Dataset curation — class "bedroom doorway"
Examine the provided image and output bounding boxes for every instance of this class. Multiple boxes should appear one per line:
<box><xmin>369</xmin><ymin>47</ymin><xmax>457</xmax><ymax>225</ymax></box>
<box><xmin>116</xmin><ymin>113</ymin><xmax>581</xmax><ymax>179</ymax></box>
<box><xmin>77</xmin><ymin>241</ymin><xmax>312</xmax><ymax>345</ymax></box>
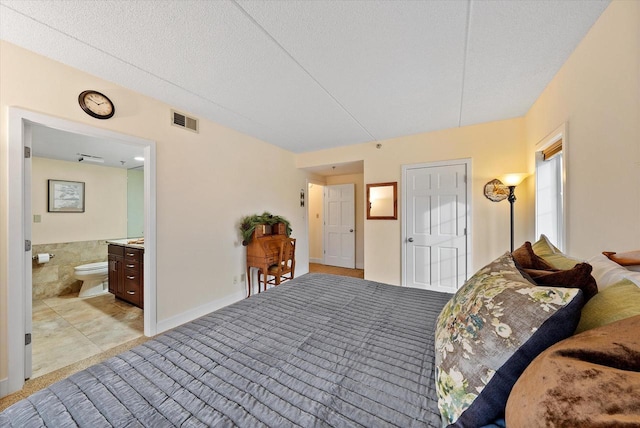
<box><xmin>308</xmin><ymin>182</ymin><xmax>356</xmax><ymax>269</ymax></box>
<box><xmin>304</xmin><ymin>161</ymin><xmax>363</xmax><ymax>275</ymax></box>
<box><xmin>6</xmin><ymin>108</ymin><xmax>157</xmax><ymax>396</ymax></box>
<box><xmin>402</xmin><ymin>159</ymin><xmax>471</xmax><ymax>292</ymax></box>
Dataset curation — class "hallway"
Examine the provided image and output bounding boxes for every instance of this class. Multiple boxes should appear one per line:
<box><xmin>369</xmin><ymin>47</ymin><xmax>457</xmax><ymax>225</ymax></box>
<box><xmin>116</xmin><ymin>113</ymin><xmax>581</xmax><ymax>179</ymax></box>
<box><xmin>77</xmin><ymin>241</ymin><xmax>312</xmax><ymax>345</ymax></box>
<box><xmin>308</xmin><ymin>263</ymin><xmax>364</xmax><ymax>279</ymax></box>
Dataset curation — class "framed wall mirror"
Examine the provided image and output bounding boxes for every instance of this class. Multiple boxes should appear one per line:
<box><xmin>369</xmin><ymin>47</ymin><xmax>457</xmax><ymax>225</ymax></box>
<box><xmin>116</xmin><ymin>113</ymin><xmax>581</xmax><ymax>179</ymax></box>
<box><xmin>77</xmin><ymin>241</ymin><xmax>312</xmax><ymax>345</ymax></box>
<box><xmin>366</xmin><ymin>182</ymin><xmax>398</xmax><ymax>220</ymax></box>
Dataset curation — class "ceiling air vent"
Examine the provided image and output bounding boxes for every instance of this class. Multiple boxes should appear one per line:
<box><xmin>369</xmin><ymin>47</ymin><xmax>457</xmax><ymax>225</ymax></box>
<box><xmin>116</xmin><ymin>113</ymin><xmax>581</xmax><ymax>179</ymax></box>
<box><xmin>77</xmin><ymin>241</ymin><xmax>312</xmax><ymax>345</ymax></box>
<box><xmin>171</xmin><ymin>110</ymin><xmax>199</xmax><ymax>133</ymax></box>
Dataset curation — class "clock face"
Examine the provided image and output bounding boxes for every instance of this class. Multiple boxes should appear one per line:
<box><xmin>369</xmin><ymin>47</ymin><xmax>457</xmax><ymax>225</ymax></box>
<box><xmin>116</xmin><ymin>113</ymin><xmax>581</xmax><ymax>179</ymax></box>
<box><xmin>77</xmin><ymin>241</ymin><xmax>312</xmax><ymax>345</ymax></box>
<box><xmin>78</xmin><ymin>90</ymin><xmax>115</xmax><ymax>119</ymax></box>
<box><xmin>484</xmin><ymin>179</ymin><xmax>508</xmax><ymax>202</ymax></box>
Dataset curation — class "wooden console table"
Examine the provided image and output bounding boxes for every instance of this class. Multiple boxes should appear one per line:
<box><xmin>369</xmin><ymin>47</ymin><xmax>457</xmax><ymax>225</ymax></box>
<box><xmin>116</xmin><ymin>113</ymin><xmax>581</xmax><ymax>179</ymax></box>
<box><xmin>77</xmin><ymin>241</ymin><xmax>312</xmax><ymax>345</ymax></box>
<box><xmin>245</xmin><ymin>224</ymin><xmax>288</xmax><ymax>297</ymax></box>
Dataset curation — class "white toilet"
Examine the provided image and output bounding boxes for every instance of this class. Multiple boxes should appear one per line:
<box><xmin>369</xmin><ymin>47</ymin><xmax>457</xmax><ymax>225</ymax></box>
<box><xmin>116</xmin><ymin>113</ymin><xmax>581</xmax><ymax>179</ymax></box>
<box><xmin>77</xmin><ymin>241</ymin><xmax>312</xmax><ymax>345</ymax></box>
<box><xmin>74</xmin><ymin>262</ymin><xmax>109</xmax><ymax>297</ymax></box>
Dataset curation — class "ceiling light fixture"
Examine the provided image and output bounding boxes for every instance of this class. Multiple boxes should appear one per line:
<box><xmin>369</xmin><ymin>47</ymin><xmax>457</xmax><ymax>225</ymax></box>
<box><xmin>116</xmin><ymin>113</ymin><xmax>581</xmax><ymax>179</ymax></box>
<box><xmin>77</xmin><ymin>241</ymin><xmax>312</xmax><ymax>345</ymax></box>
<box><xmin>134</xmin><ymin>156</ymin><xmax>145</xmax><ymax>161</ymax></box>
<box><xmin>78</xmin><ymin>154</ymin><xmax>104</xmax><ymax>164</ymax></box>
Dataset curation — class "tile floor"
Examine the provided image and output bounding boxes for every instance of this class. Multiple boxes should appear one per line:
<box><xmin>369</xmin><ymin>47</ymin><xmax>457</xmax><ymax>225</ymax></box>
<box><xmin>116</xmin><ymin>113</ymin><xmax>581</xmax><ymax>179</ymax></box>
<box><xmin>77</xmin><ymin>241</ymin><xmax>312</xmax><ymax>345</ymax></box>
<box><xmin>31</xmin><ymin>292</ymin><xmax>143</xmax><ymax>379</ymax></box>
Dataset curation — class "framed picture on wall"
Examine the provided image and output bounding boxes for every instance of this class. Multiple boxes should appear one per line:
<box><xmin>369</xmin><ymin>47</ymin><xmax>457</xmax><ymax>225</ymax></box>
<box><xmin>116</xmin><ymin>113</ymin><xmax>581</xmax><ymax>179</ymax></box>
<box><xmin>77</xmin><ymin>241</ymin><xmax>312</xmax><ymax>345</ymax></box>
<box><xmin>48</xmin><ymin>179</ymin><xmax>85</xmax><ymax>213</ymax></box>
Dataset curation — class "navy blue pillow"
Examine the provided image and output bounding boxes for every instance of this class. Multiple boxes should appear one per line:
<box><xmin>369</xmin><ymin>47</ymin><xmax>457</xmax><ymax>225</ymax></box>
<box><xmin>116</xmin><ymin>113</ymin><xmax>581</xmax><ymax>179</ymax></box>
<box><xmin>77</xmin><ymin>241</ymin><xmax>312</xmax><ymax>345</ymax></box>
<box><xmin>450</xmin><ymin>291</ymin><xmax>584</xmax><ymax>427</ymax></box>
<box><xmin>435</xmin><ymin>253</ymin><xmax>585</xmax><ymax>427</ymax></box>
<box><xmin>480</xmin><ymin>419</ymin><xmax>506</xmax><ymax>428</ymax></box>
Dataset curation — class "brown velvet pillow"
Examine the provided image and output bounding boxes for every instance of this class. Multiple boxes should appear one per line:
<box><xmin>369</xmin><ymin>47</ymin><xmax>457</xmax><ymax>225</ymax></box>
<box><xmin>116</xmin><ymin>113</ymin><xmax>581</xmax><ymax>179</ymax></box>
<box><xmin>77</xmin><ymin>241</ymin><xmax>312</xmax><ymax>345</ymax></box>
<box><xmin>512</xmin><ymin>241</ymin><xmax>555</xmax><ymax>270</ymax></box>
<box><xmin>506</xmin><ymin>315</ymin><xmax>640</xmax><ymax>427</ymax></box>
<box><xmin>524</xmin><ymin>262</ymin><xmax>598</xmax><ymax>301</ymax></box>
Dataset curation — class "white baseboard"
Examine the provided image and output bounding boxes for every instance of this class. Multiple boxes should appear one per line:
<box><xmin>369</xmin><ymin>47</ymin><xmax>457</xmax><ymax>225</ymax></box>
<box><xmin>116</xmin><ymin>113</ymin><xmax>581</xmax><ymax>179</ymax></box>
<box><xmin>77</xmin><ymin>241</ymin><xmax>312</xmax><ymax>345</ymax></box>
<box><xmin>155</xmin><ymin>289</ymin><xmax>245</xmax><ymax>334</ymax></box>
<box><xmin>309</xmin><ymin>258</ymin><xmax>323</xmax><ymax>264</ymax></box>
<box><xmin>0</xmin><ymin>377</ymin><xmax>8</xmax><ymax>399</ymax></box>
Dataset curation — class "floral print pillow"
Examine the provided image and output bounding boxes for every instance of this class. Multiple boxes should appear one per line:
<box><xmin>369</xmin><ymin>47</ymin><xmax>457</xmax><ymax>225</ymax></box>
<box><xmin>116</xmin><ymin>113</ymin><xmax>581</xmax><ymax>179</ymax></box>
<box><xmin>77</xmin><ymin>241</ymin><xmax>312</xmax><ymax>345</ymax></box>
<box><xmin>435</xmin><ymin>252</ymin><xmax>584</xmax><ymax>427</ymax></box>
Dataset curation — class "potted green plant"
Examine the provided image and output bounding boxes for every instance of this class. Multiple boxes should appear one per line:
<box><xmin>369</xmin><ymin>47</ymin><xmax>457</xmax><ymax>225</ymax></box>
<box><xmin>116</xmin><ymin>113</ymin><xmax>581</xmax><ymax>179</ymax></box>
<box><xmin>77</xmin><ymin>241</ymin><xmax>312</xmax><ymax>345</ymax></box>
<box><xmin>239</xmin><ymin>211</ymin><xmax>292</xmax><ymax>246</ymax></box>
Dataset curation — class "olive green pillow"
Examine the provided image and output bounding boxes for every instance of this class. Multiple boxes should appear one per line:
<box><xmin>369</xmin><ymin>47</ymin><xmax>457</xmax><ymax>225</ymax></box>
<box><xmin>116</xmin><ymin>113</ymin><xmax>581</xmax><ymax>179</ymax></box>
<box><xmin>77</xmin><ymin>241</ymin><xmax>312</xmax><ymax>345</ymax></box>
<box><xmin>575</xmin><ymin>278</ymin><xmax>640</xmax><ymax>333</ymax></box>
<box><xmin>531</xmin><ymin>234</ymin><xmax>582</xmax><ymax>270</ymax></box>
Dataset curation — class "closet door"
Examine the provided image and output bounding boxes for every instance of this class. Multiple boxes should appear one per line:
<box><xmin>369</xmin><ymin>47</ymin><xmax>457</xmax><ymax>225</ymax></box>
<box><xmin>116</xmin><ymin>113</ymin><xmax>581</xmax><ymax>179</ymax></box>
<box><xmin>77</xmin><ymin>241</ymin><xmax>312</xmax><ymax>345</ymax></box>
<box><xmin>404</xmin><ymin>162</ymin><xmax>469</xmax><ymax>293</ymax></box>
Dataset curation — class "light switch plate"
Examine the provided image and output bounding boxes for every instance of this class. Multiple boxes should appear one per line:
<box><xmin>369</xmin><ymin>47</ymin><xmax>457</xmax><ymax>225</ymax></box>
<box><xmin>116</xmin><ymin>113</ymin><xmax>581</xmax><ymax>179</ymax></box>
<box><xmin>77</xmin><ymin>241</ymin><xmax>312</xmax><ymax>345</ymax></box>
<box><xmin>33</xmin><ymin>214</ymin><xmax>41</xmax><ymax>223</ymax></box>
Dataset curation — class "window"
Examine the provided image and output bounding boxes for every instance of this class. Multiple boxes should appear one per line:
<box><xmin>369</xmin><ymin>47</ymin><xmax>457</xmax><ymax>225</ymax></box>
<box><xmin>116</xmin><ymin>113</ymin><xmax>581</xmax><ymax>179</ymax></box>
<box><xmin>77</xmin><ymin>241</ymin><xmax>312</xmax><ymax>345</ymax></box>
<box><xmin>535</xmin><ymin>137</ymin><xmax>564</xmax><ymax>249</ymax></box>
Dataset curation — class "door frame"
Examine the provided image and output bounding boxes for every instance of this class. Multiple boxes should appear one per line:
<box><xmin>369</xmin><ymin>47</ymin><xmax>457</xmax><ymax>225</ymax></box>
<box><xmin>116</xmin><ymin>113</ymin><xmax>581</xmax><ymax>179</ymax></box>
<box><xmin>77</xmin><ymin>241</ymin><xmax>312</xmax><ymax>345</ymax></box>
<box><xmin>5</xmin><ymin>107</ymin><xmax>157</xmax><ymax>396</ymax></box>
<box><xmin>401</xmin><ymin>158</ymin><xmax>472</xmax><ymax>287</ymax></box>
<box><xmin>306</xmin><ymin>179</ymin><xmax>325</xmax><ymax>265</ymax></box>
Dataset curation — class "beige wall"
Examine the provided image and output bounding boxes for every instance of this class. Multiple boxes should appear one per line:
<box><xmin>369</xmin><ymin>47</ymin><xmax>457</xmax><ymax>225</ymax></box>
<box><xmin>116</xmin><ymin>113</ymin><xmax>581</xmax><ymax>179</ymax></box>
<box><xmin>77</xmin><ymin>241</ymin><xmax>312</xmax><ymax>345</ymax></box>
<box><xmin>0</xmin><ymin>41</ymin><xmax>311</xmax><ymax>382</ymax></box>
<box><xmin>308</xmin><ymin>182</ymin><xmax>324</xmax><ymax>262</ymax></box>
<box><xmin>326</xmin><ymin>173</ymin><xmax>365</xmax><ymax>269</ymax></box>
<box><xmin>297</xmin><ymin>118</ymin><xmax>528</xmax><ymax>285</ymax></box>
<box><xmin>299</xmin><ymin>1</ymin><xmax>640</xmax><ymax>285</ymax></box>
<box><xmin>524</xmin><ymin>0</ymin><xmax>640</xmax><ymax>259</ymax></box>
<box><xmin>32</xmin><ymin>157</ymin><xmax>127</xmax><ymax>244</ymax></box>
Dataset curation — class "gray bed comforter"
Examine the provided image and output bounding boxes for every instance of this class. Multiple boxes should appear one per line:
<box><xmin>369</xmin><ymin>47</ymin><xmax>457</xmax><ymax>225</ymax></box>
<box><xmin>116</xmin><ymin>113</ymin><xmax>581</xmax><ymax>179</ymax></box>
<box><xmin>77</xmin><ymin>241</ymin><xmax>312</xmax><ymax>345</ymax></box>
<box><xmin>1</xmin><ymin>273</ymin><xmax>451</xmax><ymax>427</ymax></box>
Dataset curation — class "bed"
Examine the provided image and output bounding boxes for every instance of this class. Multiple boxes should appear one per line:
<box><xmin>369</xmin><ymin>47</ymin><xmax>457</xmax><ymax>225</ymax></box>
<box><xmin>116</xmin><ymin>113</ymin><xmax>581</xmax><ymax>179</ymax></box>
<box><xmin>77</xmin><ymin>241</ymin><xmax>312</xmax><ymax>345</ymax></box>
<box><xmin>0</xmin><ymin>273</ymin><xmax>452</xmax><ymax>427</ymax></box>
<box><xmin>6</xmin><ymin>236</ymin><xmax>640</xmax><ymax>427</ymax></box>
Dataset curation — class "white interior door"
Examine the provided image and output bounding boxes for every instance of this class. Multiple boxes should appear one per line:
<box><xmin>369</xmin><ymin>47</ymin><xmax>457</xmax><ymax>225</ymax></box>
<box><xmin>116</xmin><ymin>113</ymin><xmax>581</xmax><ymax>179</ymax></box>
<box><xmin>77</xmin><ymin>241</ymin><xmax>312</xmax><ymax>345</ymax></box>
<box><xmin>323</xmin><ymin>184</ymin><xmax>355</xmax><ymax>268</ymax></box>
<box><xmin>403</xmin><ymin>161</ymin><xmax>469</xmax><ymax>292</ymax></box>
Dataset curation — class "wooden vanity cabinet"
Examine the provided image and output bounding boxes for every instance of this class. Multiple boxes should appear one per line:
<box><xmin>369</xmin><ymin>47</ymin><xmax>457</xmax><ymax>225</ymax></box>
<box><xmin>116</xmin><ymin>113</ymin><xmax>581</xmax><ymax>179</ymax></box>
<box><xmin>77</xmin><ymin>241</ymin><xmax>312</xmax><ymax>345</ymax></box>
<box><xmin>108</xmin><ymin>244</ymin><xmax>124</xmax><ymax>296</ymax></box>
<box><xmin>108</xmin><ymin>244</ymin><xmax>144</xmax><ymax>309</ymax></box>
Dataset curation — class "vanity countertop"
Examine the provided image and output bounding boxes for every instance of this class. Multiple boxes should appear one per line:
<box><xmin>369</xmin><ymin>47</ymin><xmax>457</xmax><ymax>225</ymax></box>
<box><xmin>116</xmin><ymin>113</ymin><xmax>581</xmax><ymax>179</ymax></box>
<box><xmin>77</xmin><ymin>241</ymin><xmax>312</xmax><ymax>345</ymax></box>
<box><xmin>106</xmin><ymin>238</ymin><xmax>144</xmax><ymax>250</ymax></box>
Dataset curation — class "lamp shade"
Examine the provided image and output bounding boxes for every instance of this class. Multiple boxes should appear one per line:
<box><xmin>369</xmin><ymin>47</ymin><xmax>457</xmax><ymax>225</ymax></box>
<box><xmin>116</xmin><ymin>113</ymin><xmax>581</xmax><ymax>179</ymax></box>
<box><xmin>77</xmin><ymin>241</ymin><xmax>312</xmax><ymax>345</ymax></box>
<box><xmin>500</xmin><ymin>173</ymin><xmax>529</xmax><ymax>186</ymax></box>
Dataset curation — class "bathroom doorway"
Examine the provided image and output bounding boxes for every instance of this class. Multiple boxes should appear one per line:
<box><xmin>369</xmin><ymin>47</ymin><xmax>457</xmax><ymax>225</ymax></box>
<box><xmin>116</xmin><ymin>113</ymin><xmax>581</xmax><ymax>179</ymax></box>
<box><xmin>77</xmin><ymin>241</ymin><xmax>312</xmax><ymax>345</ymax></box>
<box><xmin>6</xmin><ymin>108</ymin><xmax>157</xmax><ymax>394</ymax></box>
<box><xmin>29</xmin><ymin>123</ymin><xmax>146</xmax><ymax>379</ymax></box>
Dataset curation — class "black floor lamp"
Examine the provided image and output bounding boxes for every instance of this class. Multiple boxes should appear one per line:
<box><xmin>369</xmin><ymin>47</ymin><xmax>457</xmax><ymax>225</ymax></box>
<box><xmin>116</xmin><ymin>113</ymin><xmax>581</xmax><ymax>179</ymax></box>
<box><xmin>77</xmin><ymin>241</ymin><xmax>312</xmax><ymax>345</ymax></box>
<box><xmin>501</xmin><ymin>173</ymin><xmax>528</xmax><ymax>252</ymax></box>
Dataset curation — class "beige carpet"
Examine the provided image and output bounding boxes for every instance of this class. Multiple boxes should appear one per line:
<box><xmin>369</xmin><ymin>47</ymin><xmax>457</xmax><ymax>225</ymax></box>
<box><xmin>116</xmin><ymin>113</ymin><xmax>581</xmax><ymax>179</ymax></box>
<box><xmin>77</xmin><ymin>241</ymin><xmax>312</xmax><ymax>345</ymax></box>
<box><xmin>0</xmin><ymin>335</ymin><xmax>150</xmax><ymax>412</ymax></box>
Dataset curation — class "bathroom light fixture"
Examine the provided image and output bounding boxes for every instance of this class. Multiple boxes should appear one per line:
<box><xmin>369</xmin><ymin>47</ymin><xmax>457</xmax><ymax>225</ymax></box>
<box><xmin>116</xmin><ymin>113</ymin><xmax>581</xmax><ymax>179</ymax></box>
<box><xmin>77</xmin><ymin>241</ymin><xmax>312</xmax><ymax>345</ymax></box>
<box><xmin>78</xmin><ymin>154</ymin><xmax>104</xmax><ymax>164</ymax></box>
<box><xmin>134</xmin><ymin>156</ymin><xmax>144</xmax><ymax>161</ymax></box>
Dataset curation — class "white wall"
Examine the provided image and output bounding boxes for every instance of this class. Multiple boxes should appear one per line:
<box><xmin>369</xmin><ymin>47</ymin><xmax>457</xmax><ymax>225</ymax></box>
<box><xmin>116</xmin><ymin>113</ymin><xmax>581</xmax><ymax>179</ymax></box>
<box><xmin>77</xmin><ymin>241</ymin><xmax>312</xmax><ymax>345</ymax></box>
<box><xmin>0</xmin><ymin>41</ymin><xmax>312</xmax><ymax>382</ymax></box>
<box><xmin>524</xmin><ymin>0</ymin><xmax>640</xmax><ymax>258</ymax></box>
<box><xmin>32</xmin><ymin>157</ymin><xmax>127</xmax><ymax>244</ymax></box>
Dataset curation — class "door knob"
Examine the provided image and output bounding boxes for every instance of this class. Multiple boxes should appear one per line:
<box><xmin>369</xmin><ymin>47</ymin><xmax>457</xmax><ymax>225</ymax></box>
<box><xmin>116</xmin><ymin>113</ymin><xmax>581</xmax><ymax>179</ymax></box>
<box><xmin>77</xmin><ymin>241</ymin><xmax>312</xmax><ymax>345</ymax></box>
<box><xmin>408</xmin><ymin>237</ymin><xmax>414</xmax><ymax>242</ymax></box>
<box><xmin>350</xmin><ymin>229</ymin><xmax>354</xmax><ymax>232</ymax></box>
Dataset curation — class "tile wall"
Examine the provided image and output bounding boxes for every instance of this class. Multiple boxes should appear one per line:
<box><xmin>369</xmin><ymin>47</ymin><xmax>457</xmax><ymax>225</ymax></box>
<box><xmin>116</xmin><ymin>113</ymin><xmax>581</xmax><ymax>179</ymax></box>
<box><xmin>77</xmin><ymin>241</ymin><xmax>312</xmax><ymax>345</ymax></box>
<box><xmin>32</xmin><ymin>240</ymin><xmax>108</xmax><ymax>299</ymax></box>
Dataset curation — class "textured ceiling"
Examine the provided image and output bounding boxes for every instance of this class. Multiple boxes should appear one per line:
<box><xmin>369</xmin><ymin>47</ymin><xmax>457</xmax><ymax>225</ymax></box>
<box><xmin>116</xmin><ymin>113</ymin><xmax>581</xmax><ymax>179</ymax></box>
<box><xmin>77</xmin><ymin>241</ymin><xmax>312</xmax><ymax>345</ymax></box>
<box><xmin>30</xmin><ymin>124</ymin><xmax>145</xmax><ymax>170</ymax></box>
<box><xmin>0</xmin><ymin>0</ymin><xmax>609</xmax><ymax>153</ymax></box>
